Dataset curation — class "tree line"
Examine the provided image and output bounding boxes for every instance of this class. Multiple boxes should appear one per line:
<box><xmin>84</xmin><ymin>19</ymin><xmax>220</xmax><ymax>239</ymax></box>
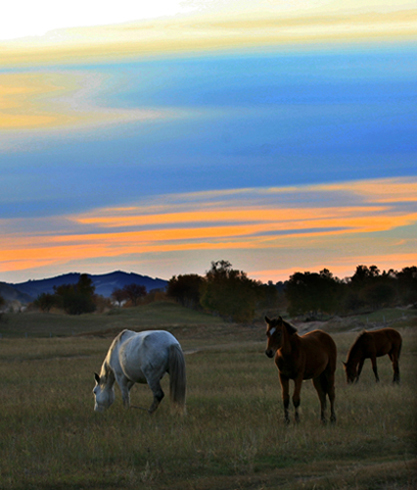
<box><xmin>33</xmin><ymin>274</ymin><xmax>99</xmax><ymax>314</ymax></box>
<box><xmin>31</xmin><ymin>275</ymin><xmax>149</xmax><ymax>314</ymax></box>
<box><xmin>2</xmin><ymin>262</ymin><xmax>416</xmax><ymax>322</ymax></box>
<box><xmin>167</xmin><ymin>262</ymin><xmax>417</xmax><ymax>321</ymax></box>
<box><xmin>167</xmin><ymin>260</ymin><xmax>283</xmax><ymax>323</ymax></box>
<box><xmin>285</xmin><ymin>265</ymin><xmax>417</xmax><ymax>317</ymax></box>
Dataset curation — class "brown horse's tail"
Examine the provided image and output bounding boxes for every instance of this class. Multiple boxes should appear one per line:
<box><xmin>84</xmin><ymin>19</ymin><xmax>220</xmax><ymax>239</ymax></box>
<box><xmin>168</xmin><ymin>344</ymin><xmax>187</xmax><ymax>415</ymax></box>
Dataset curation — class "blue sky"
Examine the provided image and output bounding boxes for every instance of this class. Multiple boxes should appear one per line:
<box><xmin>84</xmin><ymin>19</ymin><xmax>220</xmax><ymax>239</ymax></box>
<box><xmin>1</xmin><ymin>3</ymin><xmax>416</xmax><ymax>283</ymax></box>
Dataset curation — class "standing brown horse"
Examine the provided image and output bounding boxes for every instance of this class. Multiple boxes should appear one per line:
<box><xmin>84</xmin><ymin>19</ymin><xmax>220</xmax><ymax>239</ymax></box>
<box><xmin>343</xmin><ymin>328</ymin><xmax>402</xmax><ymax>384</ymax></box>
<box><xmin>265</xmin><ymin>316</ymin><xmax>337</xmax><ymax>424</ymax></box>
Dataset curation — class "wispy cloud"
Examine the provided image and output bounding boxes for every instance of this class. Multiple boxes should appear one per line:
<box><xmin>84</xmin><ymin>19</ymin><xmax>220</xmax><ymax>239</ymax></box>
<box><xmin>0</xmin><ymin>71</ymin><xmax>189</xmax><ymax>134</ymax></box>
<box><xmin>1</xmin><ymin>177</ymin><xmax>416</xmax><ymax>281</ymax></box>
<box><xmin>1</xmin><ymin>8</ymin><xmax>416</xmax><ymax>67</ymax></box>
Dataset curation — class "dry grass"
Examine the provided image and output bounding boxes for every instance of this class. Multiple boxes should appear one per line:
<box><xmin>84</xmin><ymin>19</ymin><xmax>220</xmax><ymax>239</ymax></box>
<box><xmin>0</xmin><ymin>314</ymin><xmax>416</xmax><ymax>489</ymax></box>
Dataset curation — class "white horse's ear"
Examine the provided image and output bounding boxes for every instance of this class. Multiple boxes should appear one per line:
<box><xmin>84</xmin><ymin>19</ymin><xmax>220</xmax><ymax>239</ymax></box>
<box><xmin>94</xmin><ymin>373</ymin><xmax>100</xmax><ymax>384</ymax></box>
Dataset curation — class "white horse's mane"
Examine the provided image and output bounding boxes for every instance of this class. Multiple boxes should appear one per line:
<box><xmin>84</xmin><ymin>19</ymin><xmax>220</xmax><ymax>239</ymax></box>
<box><xmin>99</xmin><ymin>360</ymin><xmax>113</xmax><ymax>380</ymax></box>
<box><xmin>100</xmin><ymin>330</ymin><xmax>127</xmax><ymax>379</ymax></box>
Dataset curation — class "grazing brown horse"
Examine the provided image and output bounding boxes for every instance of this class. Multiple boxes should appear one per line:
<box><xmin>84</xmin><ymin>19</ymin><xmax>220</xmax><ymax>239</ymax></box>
<box><xmin>265</xmin><ymin>316</ymin><xmax>337</xmax><ymax>424</ymax></box>
<box><xmin>343</xmin><ymin>328</ymin><xmax>402</xmax><ymax>384</ymax></box>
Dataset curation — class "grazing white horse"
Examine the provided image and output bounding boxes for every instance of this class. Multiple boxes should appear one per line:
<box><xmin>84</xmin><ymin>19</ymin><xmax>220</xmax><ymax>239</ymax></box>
<box><xmin>93</xmin><ymin>329</ymin><xmax>186</xmax><ymax>414</ymax></box>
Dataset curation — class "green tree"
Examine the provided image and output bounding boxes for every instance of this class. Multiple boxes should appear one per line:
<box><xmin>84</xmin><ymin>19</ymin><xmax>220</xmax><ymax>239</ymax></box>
<box><xmin>350</xmin><ymin>265</ymin><xmax>380</xmax><ymax>289</ymax></box>
<box><xmin>396</xmin><ymin>266</ymin><xmax>417</xmax><ymax>305</ymax></box>
<box><xmin>0</xmin><ymin>294</ymin><xmax>5</xmax><ymax>324</ymax></box>
<box><xmin>285</xmin><ymin>269</ymin><xmax>342</xmax><ymax>317</ymax></box>
<box><xmin>364</xmin><ymin>282</ymin><xmax>396</xmax><ymax>309</ymax></box>
<box><xmin>167</xmin><ymin>274</ymin><xmax>205</xmax><ymax>308</ymax></box>
<box><xmin>346</xmin><ymin>265</ymin><xmax>397</xmax><ymax>311</ymax></box>
<box><xmin>53</xmin><ymin>274</ymin><xmax>96</xmax><ymax>315</ymax></box>
<box><xmin>200</xmin><ymin>260</ymin><xmax>260</xmax><ymax>322</ymax></box>
<box><xmin>256</xmin><ymin>281</ymin><xmax>281</xmax><ymax>310</ymax></box>
<box><xmin>77</xmin><ymin>273</ymin><xmax>96</xmax><ymax>297</ymax></box>
<box><xmin>33</xmin><ymin>292</ymin><xmax>56</xmax><ymax>313</ymax></box>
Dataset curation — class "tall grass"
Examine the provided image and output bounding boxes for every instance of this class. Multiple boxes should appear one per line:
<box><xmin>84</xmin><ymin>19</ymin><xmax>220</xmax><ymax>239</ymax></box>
<box><xmin>0</xmin><ymin>328</ymin><xmax>415</xmax><ymax>489</ymax></box>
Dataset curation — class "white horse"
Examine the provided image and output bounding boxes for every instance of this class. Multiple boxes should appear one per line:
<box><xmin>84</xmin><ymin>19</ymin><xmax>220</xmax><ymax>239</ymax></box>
<box><xmin>93</xmin><ymin>329</ymin><xmax>186</xmax><ymax>414</ymax></box>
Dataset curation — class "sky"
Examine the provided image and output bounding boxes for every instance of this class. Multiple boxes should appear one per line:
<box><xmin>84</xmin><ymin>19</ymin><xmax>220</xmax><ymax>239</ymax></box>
<box><xmin>1</xmin><ymin>1</ymin><xmax>416</xmax><ymax>284</ymax></box>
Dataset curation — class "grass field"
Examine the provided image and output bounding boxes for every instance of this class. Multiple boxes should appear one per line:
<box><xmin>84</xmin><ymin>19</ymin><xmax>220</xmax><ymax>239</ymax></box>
<box><xmin>0</xmin><ymin>304</ymin><xmax>416</xmax><ymax>489</ymax></box>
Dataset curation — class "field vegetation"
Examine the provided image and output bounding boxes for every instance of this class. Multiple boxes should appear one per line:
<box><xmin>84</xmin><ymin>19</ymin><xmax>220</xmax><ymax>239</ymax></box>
<box><xmin>0</xmin><ymin>303</ymin><xmax>416</xmax><ymax>489</ymax></box>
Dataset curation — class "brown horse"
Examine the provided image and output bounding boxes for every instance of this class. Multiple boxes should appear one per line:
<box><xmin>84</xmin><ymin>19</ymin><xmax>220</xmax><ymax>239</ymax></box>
<box><xmin>343</xmin><ymin>328</ymin><xmax>402</xmax><ymax>384</ymax></box>
<box><xmin>265</xmin><ymin>316</ymin><xmax>337</xmax><ymax>424</ymax></box>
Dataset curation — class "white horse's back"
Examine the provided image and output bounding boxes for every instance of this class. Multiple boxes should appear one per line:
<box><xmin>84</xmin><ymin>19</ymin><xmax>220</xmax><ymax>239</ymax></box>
<box><xmin>94</xmin><ymin>329</ymin><xmax>186</xmax><ymax>414</ymax></box>
<box><xmin>115</xmin><ymin>330</ymin><xmax>178</xmax><ymax>382</ymax></box>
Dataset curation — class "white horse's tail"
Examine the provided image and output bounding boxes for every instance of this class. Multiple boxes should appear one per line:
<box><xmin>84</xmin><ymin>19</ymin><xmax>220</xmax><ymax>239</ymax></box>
<box><xmin>168</xmin><ymin>343</ymin><xmax>187</xmax><ymax>415</ymax></box>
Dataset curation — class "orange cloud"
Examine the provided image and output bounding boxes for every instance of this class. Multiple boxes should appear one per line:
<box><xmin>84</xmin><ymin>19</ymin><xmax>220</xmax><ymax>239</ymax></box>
<box><xmin>75</xmin><ymin>206</ymin><xmax>387</xmax><ymax>228</ymax></box>
<box><xmin>1</xmin><ymin>177</ymin><xmax>416</xmax><ymax>279</ymax></box>
<box><xmin>0</xmin><ymin>73</ymin><xmax>75</xmax><ymax>130</ymax></box>
<box><xmin>321</xmin><ymin>179</ymin><xmax>417</xmax><ymax>204</ymax></box>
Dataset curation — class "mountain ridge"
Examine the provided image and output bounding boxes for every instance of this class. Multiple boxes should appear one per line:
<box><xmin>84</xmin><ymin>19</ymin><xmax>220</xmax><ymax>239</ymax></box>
<box><xmin>0</xmin><ymin>271</ymin><xmax>168</xmax><ymax>303</ymax></box>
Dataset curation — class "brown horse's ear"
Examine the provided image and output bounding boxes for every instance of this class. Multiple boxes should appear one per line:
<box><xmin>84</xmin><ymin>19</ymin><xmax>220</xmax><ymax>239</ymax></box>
<box><xmin>265</xmin><ymin>316</ymin><xmax>270</xmax><ymax>323</ymax></box>
<box><xmin>94</xmin><ymin>372</ymin><xmax>100</xmax><ymax>383</ymax></box>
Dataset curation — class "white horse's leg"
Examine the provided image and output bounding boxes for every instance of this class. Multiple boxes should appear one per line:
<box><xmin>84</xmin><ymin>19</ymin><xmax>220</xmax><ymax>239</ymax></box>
<box><xmin>146</xmin><ymin>377</ymin><xmax>165</xmax><ymax>414</ymax></box>
<box><xmin>117</xmin><ymin>376</ymin><xmax>134</xmax><ymax>408</ymax></box>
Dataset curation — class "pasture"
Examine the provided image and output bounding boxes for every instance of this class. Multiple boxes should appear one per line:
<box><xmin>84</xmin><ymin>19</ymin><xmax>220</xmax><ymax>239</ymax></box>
<box><xmin>0</xmin><ymin>307</ymin><xmax>416</xmax><ymax>489</ymax></box>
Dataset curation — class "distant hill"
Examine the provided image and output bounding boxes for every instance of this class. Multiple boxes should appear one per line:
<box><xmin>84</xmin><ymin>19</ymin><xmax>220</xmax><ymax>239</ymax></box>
<box><xmin>0</xmin><ymin>282</ymin><xmax>33</xmax><ymax>304</ymax></box>
<box><xmin>1</xmin><ymin>271</ymin><xmax>168</xmax><ymax>303</ymax></box>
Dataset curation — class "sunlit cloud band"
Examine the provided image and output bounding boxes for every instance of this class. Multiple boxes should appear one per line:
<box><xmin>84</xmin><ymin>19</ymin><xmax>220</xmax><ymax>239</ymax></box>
<box><xmin>1</xmin><ymin>177</ymin><xmax>416</xmax><ymax>281</ymax></box>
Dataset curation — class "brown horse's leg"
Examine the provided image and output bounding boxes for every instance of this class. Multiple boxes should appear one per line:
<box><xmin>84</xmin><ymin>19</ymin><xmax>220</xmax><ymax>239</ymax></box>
<box><xmin>370</xmin><ymin>356</ymin><xmax>379</xmax><ymax>382</ymax></box>
<box><xmin>313</xmin><ymin>376</ymin><xmax>327</xmax><ymax>424</ymax></box>
<box><xmin>328</xmin><ymin>374</ymin><xmax>336</xmax><ymax>423</ymax></box>
<box><xmin>389</xmin><ymin>352</ymin><xmax>400</xmax><ymax>383</ymax></box>
<box><xmin>356</xmin><ymin>358</ymin><xmax>365</xmax><ymax>383</ymax></box>
<box><xmin>292</xmin><ymin>375</ymin><xmax>303</xmax><ymax>423</ymax></box>
<box><xmin>279</xmin><ymin>373</ymin><xmax>290</xmax><ymax>424</ymax></box>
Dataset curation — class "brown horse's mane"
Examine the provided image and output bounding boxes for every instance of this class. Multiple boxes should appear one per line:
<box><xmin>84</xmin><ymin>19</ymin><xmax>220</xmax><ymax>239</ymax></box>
<box><xmin>347</xmin><ymin>330</ymin><xmax>367</xmax><ymax>361</ymax></box>
<box><xmin>281</xmin><ymin>318</ymin><xmax>298</xmax><ymax>336</ymax></box>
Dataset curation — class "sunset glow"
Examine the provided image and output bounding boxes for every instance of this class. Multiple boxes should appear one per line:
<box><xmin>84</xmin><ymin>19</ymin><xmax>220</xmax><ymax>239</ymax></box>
<box><xmin>1</xmin><ymin>2</ymin><xmax>416</xmax><ymax>284</ymax></box>
<box><xmin>1</xmin><ymin>178</ymin><xmax>416</xmax><ymax>281</ymax></box>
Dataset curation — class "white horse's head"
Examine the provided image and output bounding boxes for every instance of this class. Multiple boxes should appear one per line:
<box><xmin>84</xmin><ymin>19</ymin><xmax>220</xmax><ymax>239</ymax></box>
<box><xmin>93</xmin><ymin>372</ymin><xmax>115</xmax><ymax>412</ymax></box>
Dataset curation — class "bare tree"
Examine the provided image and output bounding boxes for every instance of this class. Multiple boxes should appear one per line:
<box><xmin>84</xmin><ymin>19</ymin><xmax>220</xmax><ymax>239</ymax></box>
<box><xmin>122</xmin><ymin>284</ymin><xmax>147</xmax><ymax>306</ymax></box>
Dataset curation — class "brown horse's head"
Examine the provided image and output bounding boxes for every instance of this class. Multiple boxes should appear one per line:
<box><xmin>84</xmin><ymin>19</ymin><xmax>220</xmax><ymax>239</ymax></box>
<box><xmin>343</xmin><ymin>361</ymin><xmax>357</xmax><ymax>384</ymax></box>
<box><xmin>265</xmin><ymin>316</ymin><xmax>297</xmax><ymax>358</ymax></box>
